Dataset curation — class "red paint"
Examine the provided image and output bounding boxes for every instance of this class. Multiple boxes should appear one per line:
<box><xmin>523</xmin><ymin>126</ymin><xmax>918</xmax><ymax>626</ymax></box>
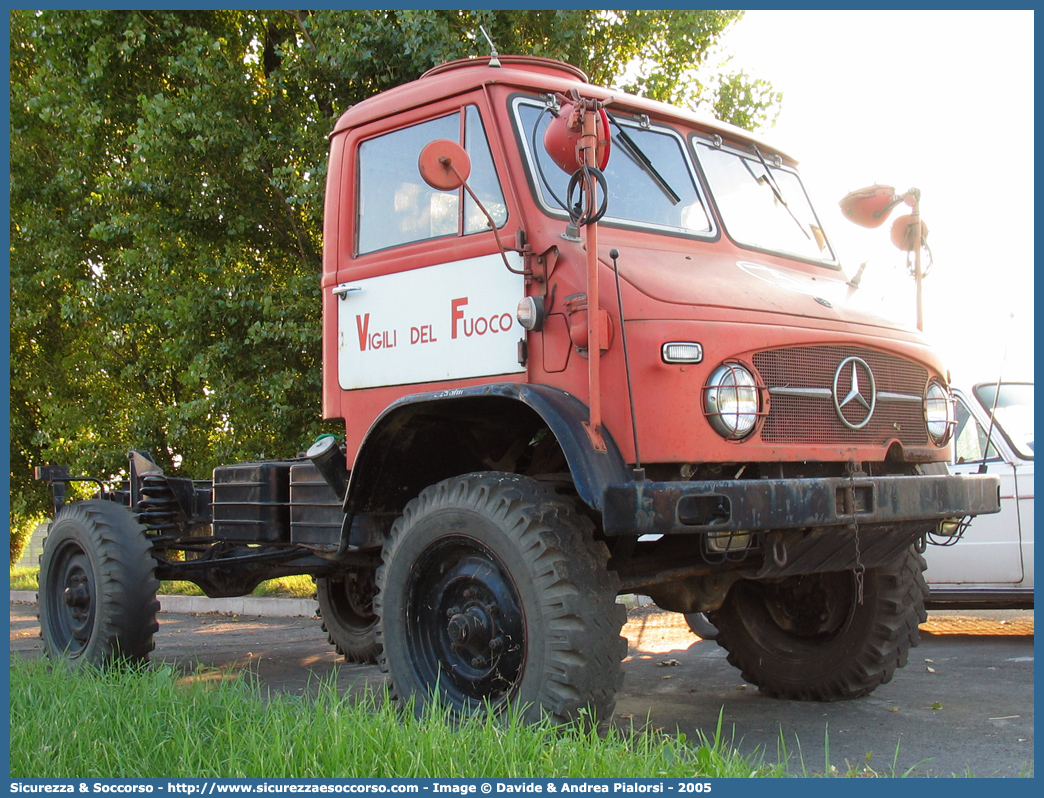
<box><xmin>451</xmin><ymin>298</ymin><xmax>468</xmax><ymax>340</ymax></box>
<box><xmin>356</xmin><ymin>314</ymin><xmax>396</xmax><ymax>351</ymax></box>
<box><xmin>410</xmin><ymin>325</ymin><xmax>437</xmax><ymax>345</ymax></box>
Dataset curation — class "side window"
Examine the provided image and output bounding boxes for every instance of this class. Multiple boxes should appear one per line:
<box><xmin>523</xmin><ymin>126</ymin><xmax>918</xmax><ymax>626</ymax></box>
<box><xmin>464</xmin><ymin>105</ymin><xmax>508</xmax><ymax>234</ymax></box>
<box><xmin>356</xmin><ymin>106</ymin><xmax>507</xmax><ymax>255</ymax></box>
<box><xmin>953</xmin><ymin>398</ymin><xmax>999</xmax><ymax>464</ymax></box>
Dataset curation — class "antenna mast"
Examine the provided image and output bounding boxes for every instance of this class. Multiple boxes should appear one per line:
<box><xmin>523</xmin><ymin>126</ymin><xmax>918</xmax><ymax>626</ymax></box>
<box><xmin>479</xmin><ymin>26</ymin><xmax>501</xmax><ymax>67</ymax></box>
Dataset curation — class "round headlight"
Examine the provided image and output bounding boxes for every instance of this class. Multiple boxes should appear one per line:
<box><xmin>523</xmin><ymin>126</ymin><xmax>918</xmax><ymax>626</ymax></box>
<box><xmin>704</xmin><ymin>363</ymin><xmax>760</xmax><ymax>440</ymax></box>
<box><xmin>924</xmin><ymin>381</ymin><xmax>955</xmax><ymax>445</ymax></box>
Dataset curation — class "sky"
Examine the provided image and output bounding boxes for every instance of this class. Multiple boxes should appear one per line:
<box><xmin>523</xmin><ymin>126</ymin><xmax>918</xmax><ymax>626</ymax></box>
<box><xmin>717</xmin><ymin>9</ymin><xmax>1035</xmax><ymax>387</ymax></box>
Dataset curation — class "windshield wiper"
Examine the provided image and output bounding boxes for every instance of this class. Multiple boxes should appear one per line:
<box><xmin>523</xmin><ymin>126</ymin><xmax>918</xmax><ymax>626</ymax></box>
<box><xmin>747</xmin><ymin>144</ymin><xmax>811</xmax><ymax>241</ymax></box>
<box><xmin>606</xmin><ymin>112</ymin><xmax>681</xmax><ymax>205</ymax></box>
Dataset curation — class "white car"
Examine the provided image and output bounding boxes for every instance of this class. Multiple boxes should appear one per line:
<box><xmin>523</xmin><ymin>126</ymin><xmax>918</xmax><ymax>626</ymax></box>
<box><xmin>924</xmin><ymin>381</ymin><xmax>1034</xmax><ymax>608</ymax></box>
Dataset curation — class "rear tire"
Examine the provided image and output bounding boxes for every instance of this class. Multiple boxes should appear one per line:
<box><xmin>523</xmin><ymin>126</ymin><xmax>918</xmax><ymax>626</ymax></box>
<box><xmin>375</xmin><ymin>472</ymin><xmax>626</xmax><ymax>723</ymax></box>
<box><xmin>709</xmin><ymin>547</ymin><xmax>928</xmax><ymax>701</ymax></box>
<box><xmin>38</xmin><ymin>500</ymin><xmax>160</xmax><ymax>667</ymax></box>
<box><xmin>316</xmin><ymin>570</ymin><xmax>379</xmax><ymax>664</ymax></box>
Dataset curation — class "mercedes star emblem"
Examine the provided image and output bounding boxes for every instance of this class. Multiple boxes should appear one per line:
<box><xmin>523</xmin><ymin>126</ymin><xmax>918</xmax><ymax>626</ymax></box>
<box><xmin>832</xmin><ymin>357</ymin><xmax>876</xmax><ymax>430</ymax></box>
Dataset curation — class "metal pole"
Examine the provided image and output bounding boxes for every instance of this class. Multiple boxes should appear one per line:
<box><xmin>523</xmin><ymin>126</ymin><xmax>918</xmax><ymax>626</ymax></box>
<box><xmin>911</xmin><ymin>190</ymin><xmax>923</xmax><ymax>331</ymax></box>
<box><xmin>581</xmin><ymin>105</ymin><xmax>605</xmax><ymax>450</ymax></box>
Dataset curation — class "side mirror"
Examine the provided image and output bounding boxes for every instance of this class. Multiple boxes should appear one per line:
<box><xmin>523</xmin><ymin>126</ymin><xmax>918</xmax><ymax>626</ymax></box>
<box><xmin>838</xmin><ymin>184</ymin><xmax>896</xmax><ymax>229</ymax></box>
<box><xmin>418</xmin><ymin>139</ymin><xmax>471</xmax><ymax>191</ymax></box>
<box><xmin>416</xmin><ymin>138</ymin><xmax>522</xmax><ymax>277</ymax></box>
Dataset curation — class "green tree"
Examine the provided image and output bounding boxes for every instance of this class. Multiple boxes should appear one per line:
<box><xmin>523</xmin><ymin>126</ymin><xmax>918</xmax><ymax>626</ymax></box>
<box><xmin>10</xmin><ymin>10</ymin><xmax>779</xmax><ymax>531</ymax></box>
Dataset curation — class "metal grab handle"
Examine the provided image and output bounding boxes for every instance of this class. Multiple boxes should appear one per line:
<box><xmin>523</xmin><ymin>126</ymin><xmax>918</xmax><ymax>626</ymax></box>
<box><xmin>333</xmin><ymin>284</ymin><xmax>362</xmax><ymax>299</ymax></box>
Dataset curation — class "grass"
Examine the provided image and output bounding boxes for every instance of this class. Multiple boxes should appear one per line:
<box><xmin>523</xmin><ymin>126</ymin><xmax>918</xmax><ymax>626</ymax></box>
<box><xmin>9</xmin><ymin>657</ymin><xmax>782</xmax><ymax>779</ymax></box>
<box><xmin>9</xmin><ymin>565</ymin><xmax>38</xmax><ymax>591</ymax></box>
<box><xmin>10</xmin><ymin>566</ymin><xmax>315</xmax><ymax>599</ymax></box>
<box><xmin>156</xmin><ymin>573</ymin><xmax>315</xmax><ymax>598</ymax></box>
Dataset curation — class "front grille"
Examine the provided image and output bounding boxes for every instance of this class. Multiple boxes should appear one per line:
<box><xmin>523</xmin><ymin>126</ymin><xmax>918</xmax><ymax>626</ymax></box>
<box><xmin>753</xmin><ymin>346</ymin><xmax>929</xmax><ymax>446</ymax></box>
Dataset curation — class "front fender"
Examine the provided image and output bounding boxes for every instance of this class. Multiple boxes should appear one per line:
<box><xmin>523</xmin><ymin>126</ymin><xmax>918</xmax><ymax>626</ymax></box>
<box><xmin>345</xmin><ymin>383</ymin><xmax>630</xmax><ymax>526</ymax></box>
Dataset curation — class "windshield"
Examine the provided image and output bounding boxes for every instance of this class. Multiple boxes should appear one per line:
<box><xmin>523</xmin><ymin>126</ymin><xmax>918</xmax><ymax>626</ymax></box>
<box><xmin>695</xmin><ymin>141</ymin><xmax>836</xmax><ymax>264</ymax></box>
<box><xmin>973</xmin><ymin>382</ymin><xmax>1034</xmax><ymax>459</ymax></box>
<box><xmin>513</xmin><ymin>99</ymin><xmax>713</xmax><ymax>235</ymax></box>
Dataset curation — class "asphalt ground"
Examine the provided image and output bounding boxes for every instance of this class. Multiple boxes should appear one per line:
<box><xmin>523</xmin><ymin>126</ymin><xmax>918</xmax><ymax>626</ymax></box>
<box><xmin>9</xmin><ymin>600</ymin><xmax>1034</xmax><ymax>778</ymax></box>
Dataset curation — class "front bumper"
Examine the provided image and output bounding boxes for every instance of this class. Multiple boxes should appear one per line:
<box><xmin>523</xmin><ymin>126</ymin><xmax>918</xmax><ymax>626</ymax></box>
<box><xmin>602</xmin><ymin>473</ymin><xmax>1000</xmax><ymax>536</ymax></box>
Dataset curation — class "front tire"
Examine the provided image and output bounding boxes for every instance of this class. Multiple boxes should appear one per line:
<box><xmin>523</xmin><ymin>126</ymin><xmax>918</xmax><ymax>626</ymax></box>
<box><xmin>375</xmin><ymin>472</ymin><xmax>626</xmax><ymax>723</ymax></box>
<box><xmin>38</xmin><ymin>500</ymin><xmax>160</xmax><ymax>666</ymax></box>
<box><xmin>316</xmin><ymin>570</ymin><xmax>379</xmax><ymax>664</ymax></box>
<box><xmin>709</xmin><ymin>547</ymin><xmax>928</xmax><ymax>701</ymax></box>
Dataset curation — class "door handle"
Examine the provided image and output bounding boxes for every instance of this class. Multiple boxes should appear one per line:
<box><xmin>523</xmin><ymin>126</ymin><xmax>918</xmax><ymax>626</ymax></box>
<box><xmin>333</xmin><ymin>284</ymin><xmax>362</xmax><ymax>300</ymax></box>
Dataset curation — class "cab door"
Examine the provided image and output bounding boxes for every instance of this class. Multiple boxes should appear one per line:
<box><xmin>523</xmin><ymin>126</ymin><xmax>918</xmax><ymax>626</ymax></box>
<box><xmin>331</xmin><ymin>100</ymin><xmax>525</xmax><ymax>394</ymax></box>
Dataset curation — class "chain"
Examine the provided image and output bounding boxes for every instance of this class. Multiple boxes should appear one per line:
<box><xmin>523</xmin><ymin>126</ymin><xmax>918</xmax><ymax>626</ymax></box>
<box><xmin>847</xmin><ymin>464</ymin><xmax>865</xmax><ymax>604</ymax></box>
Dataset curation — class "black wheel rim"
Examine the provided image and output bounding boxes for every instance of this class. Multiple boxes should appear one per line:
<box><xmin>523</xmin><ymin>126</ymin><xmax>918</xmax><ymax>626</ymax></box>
<box><xmin>46</xmin><ymin>540</ymin><xmax>96</xmax><ymax>656</ymax></box>
<box><xmin>404</xmin><ymin>535</ymin><xmax>526</xmax><ymax>713</ymax></box>
<box><xmin>330</xmin><ymin>571</ymin><xmax>377</xmax><ymax>626</ymax></box>
<box><xmin>744</xmin><ymin>571</ymin><xmax>856</xmax><ymax>642</ymax></box>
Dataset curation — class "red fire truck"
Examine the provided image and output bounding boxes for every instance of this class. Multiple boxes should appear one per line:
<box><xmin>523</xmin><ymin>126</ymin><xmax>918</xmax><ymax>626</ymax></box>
<box><xmin>36</xmin><ymin>56</ymin><xmax>999</xmax><ymax>723</ymax></box>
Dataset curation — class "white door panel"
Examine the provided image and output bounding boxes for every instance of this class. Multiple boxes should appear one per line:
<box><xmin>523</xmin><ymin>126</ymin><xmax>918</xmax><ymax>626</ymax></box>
<box><xmin>926</xmin><ymin>459</ymin><xmax>1026</xmax><ymax>586</ymax></box>
<box><xmin>926</xmin><ymin>388</ymin><xmax>1031</xmax><ymax>589</ymax></box>
<box><xmin>336</xmin><ymin>253</ymin><xmax>526</xmax><ymax>390</ymax></box>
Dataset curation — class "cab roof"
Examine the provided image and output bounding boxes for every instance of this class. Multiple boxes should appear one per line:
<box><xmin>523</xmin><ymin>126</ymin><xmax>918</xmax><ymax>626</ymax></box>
<box><xmin>330</xmin><ymin>55</ymin><xmax>794</xmax><ymax>163</ymax></box>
